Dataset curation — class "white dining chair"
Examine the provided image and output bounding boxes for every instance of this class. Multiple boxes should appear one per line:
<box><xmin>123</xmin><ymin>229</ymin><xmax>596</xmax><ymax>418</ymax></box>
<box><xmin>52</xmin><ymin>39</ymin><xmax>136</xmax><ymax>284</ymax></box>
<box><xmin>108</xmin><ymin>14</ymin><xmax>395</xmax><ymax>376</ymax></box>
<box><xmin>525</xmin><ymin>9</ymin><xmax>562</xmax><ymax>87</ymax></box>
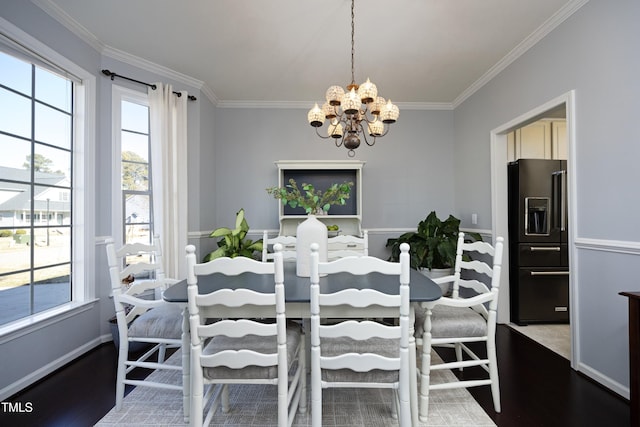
<box><xmin>262</xmin><ymin>231</ymin><xmax>297</xmax><ymax>262</ymax></box>
<box><xmin>327</xmin><ymin>230</ymin><xmax>368</xmax><ymax>260</ymax></box>
<box><xmin>309</xmin><ymin>242</ymin><xmax>412</xmax><ymax>427</ymax></box>
<box><xmin>186</xmin><ymin>243</ymin><xmax>306</xmax><ymax>427</ymax></box>
<box><xmin>105</xmin><ymin>235</ymin><xmax>183</xmax><ymax>410</ymax></box>
<box><xmin>418</xmin><ymin>232</ymin><xmax>504</xmax><ymax>421</ymax></box>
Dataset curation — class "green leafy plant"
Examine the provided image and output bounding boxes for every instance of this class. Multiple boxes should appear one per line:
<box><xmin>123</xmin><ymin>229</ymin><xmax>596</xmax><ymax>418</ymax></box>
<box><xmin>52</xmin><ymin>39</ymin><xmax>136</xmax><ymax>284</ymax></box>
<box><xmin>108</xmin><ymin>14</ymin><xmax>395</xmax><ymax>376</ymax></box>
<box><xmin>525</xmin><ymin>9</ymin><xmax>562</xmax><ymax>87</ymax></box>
<box><xmin>266</xmin><ymin>178</ymin><xmax>354</xmax><ymax>214</ymax></box>
<box><xmin>386</xmin><ymin>211</ymin><xmax>482</xmax><ymax>270</ymax></box>
<box><xmin>203</xmin><ymin>209</ymin><xmax>263</xmax><ymax>262</ymax></box>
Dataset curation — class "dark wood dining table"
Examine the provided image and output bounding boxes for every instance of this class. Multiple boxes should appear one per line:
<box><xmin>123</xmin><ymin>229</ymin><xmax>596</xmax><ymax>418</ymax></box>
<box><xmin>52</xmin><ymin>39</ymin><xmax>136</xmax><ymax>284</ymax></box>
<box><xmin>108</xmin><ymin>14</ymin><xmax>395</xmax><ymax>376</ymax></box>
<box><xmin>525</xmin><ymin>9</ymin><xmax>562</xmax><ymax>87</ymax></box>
<box><xmin>163</xmin><ymin>261</ymin><xmax>441</xmax><ymax>425</ymax></box>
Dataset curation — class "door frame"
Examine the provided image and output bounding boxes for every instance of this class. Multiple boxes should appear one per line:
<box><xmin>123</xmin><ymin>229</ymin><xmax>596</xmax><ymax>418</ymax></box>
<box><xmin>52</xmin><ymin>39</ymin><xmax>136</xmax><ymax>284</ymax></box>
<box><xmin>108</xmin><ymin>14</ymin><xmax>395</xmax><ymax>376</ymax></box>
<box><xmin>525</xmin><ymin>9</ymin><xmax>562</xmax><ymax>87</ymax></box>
<box><xmin>490</xmin><ymin>90</ymin><xmax>577</xmax><ymax>368</ymax></box>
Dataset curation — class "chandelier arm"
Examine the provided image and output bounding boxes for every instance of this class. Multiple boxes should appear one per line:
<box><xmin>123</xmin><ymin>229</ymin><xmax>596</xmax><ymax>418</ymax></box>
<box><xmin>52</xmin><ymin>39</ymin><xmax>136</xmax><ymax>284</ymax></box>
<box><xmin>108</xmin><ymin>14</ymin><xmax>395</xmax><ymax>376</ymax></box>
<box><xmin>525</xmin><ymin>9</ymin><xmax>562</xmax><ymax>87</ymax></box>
<box><xmin>335</xmin><ymin>133</ymin><xmax>345</xmax><ymax>148</ymax></box>
<box><xmin>314</xmin><ymin>127</ymin><xmax>331</xmax><ymax>140</ymax></box>
<box><xmin>356</xmin><ymin>121</ymin><xmax>375</xmax><ymax>147</ymax></box>
<box><xmin>378</xmin><ymin>126</ymin><xmax>390</xmax><ymax>138</ymax></box>
<box><xmin>359</xmin><ymin>109</ymin><xmax>378</xmax><ymax>124</ymax></box>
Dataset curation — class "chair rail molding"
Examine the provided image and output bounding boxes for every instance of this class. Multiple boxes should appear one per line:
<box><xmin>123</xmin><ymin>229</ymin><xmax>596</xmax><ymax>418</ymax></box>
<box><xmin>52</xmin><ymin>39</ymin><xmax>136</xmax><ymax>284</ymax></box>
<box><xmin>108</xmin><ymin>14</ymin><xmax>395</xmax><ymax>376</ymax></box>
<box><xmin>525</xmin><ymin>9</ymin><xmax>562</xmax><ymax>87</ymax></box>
<box><xmin>575</xmin><ymin>237</ymin><xmax>640</xmax><ymax>255</ymax></box>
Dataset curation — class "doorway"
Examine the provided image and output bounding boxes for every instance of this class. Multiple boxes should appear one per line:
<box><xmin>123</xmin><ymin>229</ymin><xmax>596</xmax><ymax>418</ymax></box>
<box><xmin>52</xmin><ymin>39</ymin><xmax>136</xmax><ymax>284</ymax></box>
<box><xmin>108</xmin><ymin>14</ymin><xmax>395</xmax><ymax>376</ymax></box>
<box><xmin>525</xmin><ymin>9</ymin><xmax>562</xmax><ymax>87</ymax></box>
<box><xmin>490</xmin><ymin>91</ymin><xmax>577</xmax><ymax>368</ymax></box>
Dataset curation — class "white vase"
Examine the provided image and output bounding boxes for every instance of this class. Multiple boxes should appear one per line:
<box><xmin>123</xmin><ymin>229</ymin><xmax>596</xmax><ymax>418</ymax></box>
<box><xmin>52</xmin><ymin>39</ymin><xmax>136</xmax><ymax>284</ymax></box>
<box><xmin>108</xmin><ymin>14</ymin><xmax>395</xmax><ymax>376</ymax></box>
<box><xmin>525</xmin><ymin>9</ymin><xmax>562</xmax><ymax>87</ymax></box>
<box><xmin>296</xmin><ymin>214</ymin><xmax>328</xmax><ymax>277</ymax></box>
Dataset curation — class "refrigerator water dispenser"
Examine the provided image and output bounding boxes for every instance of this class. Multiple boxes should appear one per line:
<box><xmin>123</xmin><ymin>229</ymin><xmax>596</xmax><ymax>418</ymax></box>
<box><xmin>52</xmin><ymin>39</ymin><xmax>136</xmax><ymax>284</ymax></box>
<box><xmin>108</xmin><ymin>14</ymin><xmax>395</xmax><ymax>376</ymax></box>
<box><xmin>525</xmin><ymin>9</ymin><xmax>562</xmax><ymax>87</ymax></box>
<box><xmin>525</xmin><ymin>197</ymin><xmax>549</xmax><ymax>235</ymax></box>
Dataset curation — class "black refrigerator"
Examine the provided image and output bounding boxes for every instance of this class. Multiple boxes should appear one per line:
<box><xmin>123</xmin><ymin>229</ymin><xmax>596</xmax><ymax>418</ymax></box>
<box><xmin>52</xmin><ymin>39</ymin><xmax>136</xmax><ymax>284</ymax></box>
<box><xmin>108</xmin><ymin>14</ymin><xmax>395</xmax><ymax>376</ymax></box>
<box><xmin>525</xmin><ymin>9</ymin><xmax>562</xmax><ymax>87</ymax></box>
<box><xmin>508</xmin><ymin>159</ymin><xmax>569</xmax><ymax>325</ymax></box>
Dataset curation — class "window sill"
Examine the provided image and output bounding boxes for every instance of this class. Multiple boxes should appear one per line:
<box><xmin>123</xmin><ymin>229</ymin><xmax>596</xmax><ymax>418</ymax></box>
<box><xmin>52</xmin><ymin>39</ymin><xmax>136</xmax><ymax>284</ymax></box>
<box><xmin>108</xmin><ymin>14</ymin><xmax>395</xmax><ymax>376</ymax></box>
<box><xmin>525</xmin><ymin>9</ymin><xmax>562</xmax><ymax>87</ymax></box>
<box><xmin>0</xmin><ymin>299</ymin><xmax>99</xmax><ymax>345</ymax></box>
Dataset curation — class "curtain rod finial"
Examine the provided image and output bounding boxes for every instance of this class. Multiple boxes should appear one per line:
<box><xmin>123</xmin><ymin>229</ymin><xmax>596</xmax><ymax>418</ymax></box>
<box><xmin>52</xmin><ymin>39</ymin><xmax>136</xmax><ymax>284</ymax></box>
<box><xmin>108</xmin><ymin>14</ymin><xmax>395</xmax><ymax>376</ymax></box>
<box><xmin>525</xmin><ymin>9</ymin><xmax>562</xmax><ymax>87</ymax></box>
<box><xmin>101</xmin><ymin>69</ymin><xmax>115</xmax><ymax>80</ymax></box>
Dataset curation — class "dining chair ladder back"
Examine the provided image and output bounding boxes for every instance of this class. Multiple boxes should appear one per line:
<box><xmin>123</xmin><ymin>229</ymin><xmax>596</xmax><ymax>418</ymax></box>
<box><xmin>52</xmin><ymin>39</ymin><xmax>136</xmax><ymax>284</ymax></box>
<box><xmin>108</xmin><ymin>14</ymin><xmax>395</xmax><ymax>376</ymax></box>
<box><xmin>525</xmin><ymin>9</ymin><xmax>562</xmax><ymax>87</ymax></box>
<box><xmin>327</xmin><ymin>230</ymin><xmax>369</xmax><ymax>260</ymax></box>
<box><xmin>186</xmin><ymin>243</ymin><xmax>306</xmax><ymax>427</ymax></box>
<box><xmin>262</xmin><ymin>231</ymin><xmax>297</xmax><ymax>262</ymax></box>
<box><xmin>310</xmin><ymin>242</ymin><xmax>412</xmax><ymax>427</ymax></box>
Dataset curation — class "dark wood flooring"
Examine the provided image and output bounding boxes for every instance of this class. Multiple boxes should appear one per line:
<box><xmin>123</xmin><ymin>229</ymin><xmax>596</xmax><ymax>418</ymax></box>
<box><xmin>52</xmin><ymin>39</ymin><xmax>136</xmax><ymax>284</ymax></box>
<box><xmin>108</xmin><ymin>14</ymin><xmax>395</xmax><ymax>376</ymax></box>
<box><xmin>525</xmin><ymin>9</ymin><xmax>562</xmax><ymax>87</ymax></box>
<box><xmin>0</xmin><ymin>325</ymin><xmax>630</xmax><ymax>426</ymax></box>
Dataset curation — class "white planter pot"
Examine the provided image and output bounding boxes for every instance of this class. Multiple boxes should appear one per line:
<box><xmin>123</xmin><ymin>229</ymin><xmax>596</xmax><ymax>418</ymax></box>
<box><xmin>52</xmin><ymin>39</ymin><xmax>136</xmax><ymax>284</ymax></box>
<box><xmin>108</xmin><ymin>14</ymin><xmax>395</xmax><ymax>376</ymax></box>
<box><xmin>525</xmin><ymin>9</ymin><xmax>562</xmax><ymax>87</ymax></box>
<box><xmin>419</xmin><ymin>267</ymin><xmax>454</xmax><ymax>296</ymax></box>
<box><xmin>296</xmin><ymin>214</ymin><xmax>327</xmax><ymax>277</ymax></box>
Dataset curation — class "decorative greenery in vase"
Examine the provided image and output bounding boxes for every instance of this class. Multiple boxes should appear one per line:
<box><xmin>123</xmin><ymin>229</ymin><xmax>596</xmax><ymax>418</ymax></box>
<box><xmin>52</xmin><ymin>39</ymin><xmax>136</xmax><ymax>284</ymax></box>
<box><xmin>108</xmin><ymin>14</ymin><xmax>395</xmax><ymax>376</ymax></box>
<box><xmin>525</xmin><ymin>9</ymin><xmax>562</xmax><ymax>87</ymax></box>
<box><xmin>266</xmin><ymin>179</ymin><xmax>354</xmax><ymax>214</ymax></box>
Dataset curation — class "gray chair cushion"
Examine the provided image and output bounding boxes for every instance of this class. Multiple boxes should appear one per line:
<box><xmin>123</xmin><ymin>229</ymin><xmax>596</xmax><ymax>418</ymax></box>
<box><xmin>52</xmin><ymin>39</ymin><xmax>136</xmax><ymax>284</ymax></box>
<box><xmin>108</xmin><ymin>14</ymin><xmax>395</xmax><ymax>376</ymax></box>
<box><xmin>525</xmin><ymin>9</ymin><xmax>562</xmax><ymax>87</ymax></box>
<box><xmin>202</xmin><ymin>325</ymin><xmax>302</xmax><ymax>380</ymax></box>
<box><xmin>430</xmin><ymin>305</ymin><xmax>487</xmax><ymax>338</ymax></box>
<box><xmin>128</xmin><ymin>303</ymin><xmax>183</xmax><ymax>340</ymax></box>
<box><xmin>320</xmin><ymin>336</ymin><xmax>400</xmax><ymax>383</ymax></box>
<box><xmin>414</xmin><ymin>303</ymin><xmax>488</xmax><ymax>339</ymax></box>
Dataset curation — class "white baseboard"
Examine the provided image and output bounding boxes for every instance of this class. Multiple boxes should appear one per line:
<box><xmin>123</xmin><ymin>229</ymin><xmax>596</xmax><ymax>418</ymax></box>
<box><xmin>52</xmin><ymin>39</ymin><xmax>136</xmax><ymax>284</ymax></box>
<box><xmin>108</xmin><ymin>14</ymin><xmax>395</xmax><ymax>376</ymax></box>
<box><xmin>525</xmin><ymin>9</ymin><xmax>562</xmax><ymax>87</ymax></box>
<box><xmin>0</xmin><ymin>337</ymin><xmax>106</xmax><ymax>401</ymax></box>
<box><xmin>577</xmin><ymin>361</ymin><xmax>629</xmax><ymax>400</ymax></box>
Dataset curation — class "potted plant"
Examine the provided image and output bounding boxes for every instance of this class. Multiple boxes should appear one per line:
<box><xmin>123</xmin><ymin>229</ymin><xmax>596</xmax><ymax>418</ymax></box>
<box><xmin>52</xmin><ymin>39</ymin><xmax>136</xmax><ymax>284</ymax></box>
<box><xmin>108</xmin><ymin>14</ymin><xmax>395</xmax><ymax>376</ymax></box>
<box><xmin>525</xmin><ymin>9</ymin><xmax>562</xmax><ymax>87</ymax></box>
<box><xmin>386</xmin><ymin>211</ymin><xmax>482</xmax><ymax>287</ymax></box>
<box><xmin>203</xmin><ymin>209</ymin><xmax>263</xmax><ymax>262</ymax></box>
<box><xmin>266</xmin><ymin>178</ymin><xmax>353</xmax><ymax>215</ymax></box>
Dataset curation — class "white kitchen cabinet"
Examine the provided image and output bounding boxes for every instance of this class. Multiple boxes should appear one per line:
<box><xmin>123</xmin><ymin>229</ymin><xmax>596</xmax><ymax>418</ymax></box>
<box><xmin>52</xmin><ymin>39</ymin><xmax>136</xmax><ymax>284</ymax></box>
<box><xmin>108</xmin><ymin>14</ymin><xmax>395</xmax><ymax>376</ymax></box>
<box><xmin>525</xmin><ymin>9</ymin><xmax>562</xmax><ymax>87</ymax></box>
<box><xmin>508</xmin><ymin>119</ymin><xmax>566</xmax><ymax>161</ymax></box>
<box><xmin>273</xmin><ymin>160</ymin><xmax>364</xmax><ymax>236</ymax></box>
<box><xmin>551</xmin><ymin>120</ymin><xmax>567</xmax><ymax>160</ymax></box>
<box><xmin>516</xmin><ymin>121</ymin><xmax>551</xmax><ymax>159</ymax></box>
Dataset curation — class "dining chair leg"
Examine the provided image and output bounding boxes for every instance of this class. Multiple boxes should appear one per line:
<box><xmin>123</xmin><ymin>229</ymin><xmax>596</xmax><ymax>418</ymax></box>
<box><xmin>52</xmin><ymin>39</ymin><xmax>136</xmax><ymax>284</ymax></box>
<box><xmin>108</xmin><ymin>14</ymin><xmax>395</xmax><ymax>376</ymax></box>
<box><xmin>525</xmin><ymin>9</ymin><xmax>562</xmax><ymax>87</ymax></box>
<box><xmin>181</xmin><ymin>307</ymin><xmax>190</xmax><ymax>422</ymax></box>
<box><xmin>298</xmin><ymin>336</ymin><xmax>308</xmax><ymax>414</ymax></box>
<box><xmin>221</xmin><ymin>384</ymin><xmax>231</xmax><ymax>413</ymax></box>
<box><xmin>408</xmin><ymin>311</ymin><xmax>420</xmax><ymax>427</ymax></box>
<box><xmin>311</xmin><ymin>344</ymin><xmax>321</xmax><ymax>427</ymax></box>
<box><xmin>115</xmin><ymin>343</ymin><xmax>127</xmax><ymax>410</ymax></box>
<box><xmin>419</xmin><ymin>327</ymin><xmax>433</xmax><ymax>422</ymax></box>
<box><xmin>488</xmin><ymin>334</ymin><xmax>501</xmax><ymax>412</ymax></box>
<box><xmin>455</xmin><ymin>343</ymin><xmax>463</xmax><ymax>370</ymax></box>
<box><xmin>390</xmin><ymin>390</ymin><xmax>398</xmax><ymax>419</ymax></box>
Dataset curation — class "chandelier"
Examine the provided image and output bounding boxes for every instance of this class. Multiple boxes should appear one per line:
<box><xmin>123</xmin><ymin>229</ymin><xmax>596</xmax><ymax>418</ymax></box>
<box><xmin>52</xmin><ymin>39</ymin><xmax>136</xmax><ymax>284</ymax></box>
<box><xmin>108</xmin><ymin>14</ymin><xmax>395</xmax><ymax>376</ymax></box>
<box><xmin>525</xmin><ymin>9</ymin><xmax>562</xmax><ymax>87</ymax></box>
<box><xmin>307</xmin><ymin>0</ymin><xmax>399</xmax><ymax>157</ymax></box>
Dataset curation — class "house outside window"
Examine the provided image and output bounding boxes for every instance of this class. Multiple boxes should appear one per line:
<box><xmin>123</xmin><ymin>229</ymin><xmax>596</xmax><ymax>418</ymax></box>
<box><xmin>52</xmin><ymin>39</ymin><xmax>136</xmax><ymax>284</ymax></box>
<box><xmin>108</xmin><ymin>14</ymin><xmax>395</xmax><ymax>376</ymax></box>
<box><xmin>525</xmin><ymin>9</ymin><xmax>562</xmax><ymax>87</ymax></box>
<box><xmin>112</xmin><ymin>87</ymin><xmax>154</xmax><ymax>269</ymax></box>
<box><xmin>0</xmin><ymin>49</ymin><xmax>73</xmax><ymax>326</ymax></box>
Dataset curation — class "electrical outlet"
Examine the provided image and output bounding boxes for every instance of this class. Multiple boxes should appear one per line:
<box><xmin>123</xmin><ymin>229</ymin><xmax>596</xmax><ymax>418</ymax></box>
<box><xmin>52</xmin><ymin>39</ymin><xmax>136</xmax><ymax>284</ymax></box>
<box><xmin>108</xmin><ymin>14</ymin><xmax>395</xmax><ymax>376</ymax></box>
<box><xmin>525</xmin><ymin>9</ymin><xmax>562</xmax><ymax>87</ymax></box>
<box><xmin>472</xmin><ymin>213</ymin><xmax>478</xmax><ymax>225</ymax></box>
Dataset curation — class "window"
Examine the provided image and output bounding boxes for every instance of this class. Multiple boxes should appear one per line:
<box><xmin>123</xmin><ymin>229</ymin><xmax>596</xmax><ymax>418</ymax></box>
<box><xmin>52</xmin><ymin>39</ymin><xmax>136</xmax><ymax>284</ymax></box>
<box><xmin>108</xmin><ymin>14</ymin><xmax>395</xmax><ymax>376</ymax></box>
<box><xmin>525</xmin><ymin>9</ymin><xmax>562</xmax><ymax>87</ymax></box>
<box><xmin>112</xmin><ymin>87</ymin><xmax>154</xmax><ymax>268</ymax></box>
<box><xmin>0</xmin><ymin>50</ymin><xmax>73</xmax><ymax>326</ymax></box>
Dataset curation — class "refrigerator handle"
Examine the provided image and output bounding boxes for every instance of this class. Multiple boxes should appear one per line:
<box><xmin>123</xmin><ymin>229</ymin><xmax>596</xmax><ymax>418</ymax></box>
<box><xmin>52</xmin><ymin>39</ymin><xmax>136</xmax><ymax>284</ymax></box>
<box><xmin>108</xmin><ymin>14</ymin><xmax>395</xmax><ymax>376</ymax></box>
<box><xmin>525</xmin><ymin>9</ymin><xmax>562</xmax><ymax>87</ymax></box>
<box><xmin>530</xmin><ymin>271</ymin><xmax>570</xmax><ymax>276</ymax></box>
<box><xmin>552</xmin><ymin>170</ymin><xmax>567</xmax><ymax>232</ymax></box>
<box><xmin>560</xmin><ymin>170</ymin><xmax>567</xmax><ymax>232</ymax></box>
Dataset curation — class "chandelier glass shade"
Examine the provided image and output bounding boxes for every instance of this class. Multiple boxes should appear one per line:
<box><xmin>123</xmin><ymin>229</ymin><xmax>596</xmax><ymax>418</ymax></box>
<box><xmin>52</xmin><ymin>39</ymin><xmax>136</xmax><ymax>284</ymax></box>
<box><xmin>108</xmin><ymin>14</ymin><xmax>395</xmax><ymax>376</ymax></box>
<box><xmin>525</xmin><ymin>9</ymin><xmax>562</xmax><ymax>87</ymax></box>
<box><xmin>307</xmin><ymin>0</ymin><xmax>399</xmax><ymax>157</ymax></box>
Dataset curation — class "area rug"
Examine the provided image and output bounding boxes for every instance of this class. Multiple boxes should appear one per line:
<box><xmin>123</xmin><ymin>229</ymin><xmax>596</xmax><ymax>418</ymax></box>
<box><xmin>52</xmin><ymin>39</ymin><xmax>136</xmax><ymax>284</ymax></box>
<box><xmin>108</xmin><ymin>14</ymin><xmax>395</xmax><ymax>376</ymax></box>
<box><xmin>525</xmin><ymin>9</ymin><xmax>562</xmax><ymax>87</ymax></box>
<box><xmin>96</xmin><ymin>350</ymin><xmax>495</xmax><ymax>426</ymax></box>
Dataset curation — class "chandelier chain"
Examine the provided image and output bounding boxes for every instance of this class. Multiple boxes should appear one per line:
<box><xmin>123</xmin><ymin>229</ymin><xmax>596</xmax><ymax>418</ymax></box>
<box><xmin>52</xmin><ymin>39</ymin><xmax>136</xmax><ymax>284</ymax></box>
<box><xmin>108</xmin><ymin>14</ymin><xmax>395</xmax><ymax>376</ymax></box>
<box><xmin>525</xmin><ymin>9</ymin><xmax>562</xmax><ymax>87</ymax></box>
<box><xmin>350</xmin><ymin>0</ymin><xmax>355</xmax><ymax>85</ymax></box>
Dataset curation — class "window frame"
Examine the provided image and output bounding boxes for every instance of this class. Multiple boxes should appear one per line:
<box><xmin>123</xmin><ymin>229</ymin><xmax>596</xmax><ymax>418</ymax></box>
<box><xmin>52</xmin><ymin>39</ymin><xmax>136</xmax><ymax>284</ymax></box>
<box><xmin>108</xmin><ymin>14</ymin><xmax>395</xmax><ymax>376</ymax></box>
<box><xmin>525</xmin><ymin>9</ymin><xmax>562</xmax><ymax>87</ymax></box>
<box><xmin>0</xmin><ymin>17</ymin><xmax>96</xmax><ymax>340</ymax></box>
<box><xmin>111</xmin><ymin>85</ymin><xmax>153</xmax><ymax>250</ymax></box>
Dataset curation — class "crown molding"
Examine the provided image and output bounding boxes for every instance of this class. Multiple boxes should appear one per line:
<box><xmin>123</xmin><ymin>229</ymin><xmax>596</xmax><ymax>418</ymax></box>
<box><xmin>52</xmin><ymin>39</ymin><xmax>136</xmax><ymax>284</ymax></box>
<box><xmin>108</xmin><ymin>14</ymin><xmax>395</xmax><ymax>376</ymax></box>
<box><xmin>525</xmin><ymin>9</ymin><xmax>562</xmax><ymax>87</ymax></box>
<box><xmin>33</xmin><ymin>0</ymin><xmax>588</xmax><ymax>110</ymax></box>
<box><xmin>453</xmin><ymin>0</ymin><xmax>589</xmax><ymax>108</ymax></box>
<box><xmin>102</xmin><ymin>46</ymin><xmax>203</xmax><ymax>90</ymax></box>
<box><xmin>216</xmin><ymin>100</ymin><xmax>453</xmax><ymax>110</ymax></box>
<box><xmin>31</xmin><ymin>0</ymin><xmax>104</xmax><ymax>52</ymax></box>
<box><xmin>32</xmin><ymin>0</ymin><xmax>218</xmax><ymax>105</ymax></box>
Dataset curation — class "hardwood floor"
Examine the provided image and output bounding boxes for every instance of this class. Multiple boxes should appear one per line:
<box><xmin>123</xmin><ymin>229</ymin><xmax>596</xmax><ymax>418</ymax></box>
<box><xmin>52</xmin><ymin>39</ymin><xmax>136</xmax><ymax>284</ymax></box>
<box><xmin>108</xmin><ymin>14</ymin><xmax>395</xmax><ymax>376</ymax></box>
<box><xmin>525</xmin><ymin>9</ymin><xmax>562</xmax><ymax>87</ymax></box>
<box><xmin>0</xmin><ymin>325</ymin><xmax>630</xmax><ymax>426</ymax></box>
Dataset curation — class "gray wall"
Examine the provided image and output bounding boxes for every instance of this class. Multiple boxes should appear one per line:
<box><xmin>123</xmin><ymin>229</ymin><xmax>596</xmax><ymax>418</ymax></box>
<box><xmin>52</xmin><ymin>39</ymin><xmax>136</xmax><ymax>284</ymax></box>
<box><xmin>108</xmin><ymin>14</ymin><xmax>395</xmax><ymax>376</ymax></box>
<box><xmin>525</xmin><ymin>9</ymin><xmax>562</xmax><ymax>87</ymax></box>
<box><xmin>453</xmin><ymin>0</ymin><xmax>639</xmax><ymax>395</ymax></box>
<box><xmin>209</xmin><ymin>107</ymin><xmax>456</xmax><ymax>260</ymax></box>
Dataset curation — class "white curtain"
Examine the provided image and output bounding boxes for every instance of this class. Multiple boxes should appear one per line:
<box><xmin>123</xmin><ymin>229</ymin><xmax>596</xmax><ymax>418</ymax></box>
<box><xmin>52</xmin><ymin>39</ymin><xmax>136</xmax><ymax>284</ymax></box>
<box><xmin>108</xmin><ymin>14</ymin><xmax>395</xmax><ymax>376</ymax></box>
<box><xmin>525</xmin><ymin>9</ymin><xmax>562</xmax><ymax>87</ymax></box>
<box><xmin>149</xmin><ymin>83</ymin><xmax>188</xmax><ymax>279</ymax></box>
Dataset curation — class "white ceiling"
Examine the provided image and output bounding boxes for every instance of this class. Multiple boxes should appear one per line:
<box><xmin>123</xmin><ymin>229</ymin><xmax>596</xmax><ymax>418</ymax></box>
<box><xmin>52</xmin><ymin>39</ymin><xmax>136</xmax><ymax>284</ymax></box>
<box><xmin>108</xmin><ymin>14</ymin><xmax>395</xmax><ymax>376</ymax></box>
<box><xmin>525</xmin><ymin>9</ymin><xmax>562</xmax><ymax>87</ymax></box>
<box><xmin>37</xmin><ymin>0</ymin><xmax>583</xmax><ymax>107</ymax></box>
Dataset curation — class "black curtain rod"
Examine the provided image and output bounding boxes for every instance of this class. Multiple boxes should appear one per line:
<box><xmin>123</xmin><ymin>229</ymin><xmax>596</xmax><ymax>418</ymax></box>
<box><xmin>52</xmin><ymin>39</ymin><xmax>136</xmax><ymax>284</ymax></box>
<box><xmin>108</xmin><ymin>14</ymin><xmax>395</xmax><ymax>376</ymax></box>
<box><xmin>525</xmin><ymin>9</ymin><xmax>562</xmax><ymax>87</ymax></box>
<box><xmin>101</xmin><ymin>69</ymin><xmax>197</xmax><ymax>101</ymax></box>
